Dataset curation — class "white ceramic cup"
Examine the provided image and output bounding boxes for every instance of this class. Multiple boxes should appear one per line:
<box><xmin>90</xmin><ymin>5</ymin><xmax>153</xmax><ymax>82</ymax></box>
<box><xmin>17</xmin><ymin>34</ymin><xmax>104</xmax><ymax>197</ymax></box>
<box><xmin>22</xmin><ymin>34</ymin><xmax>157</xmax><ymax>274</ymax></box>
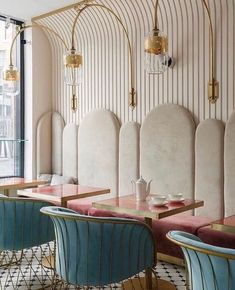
<box><xmin>168</xmin><ymin>193</ymin><xmax>183</xmax><ymax>200</ymax></box>
<box><xmin>150</xmin><ymin>195</ymin><xmax>167</xmax><ymax>204</ymax></box>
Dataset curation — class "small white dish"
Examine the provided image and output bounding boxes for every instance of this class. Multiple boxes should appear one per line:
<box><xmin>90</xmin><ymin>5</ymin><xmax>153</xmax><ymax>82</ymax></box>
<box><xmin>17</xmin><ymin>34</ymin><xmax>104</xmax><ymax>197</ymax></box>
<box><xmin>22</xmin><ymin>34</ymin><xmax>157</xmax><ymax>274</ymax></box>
<box><xmin>168</xmin><ymin>197</ymin><xmax>185</xmax><ymax>203</ymax></box>
<box><xmin>149</xmin><ymin>200</ymin><xmax>168</xmax><ymax>207</ymax></box>
<box><xmin>149</xmin><ymin>194</ymin><xmax>167</xmax><ymax>204</ymax></box>
<box><xmin>168</xmin><ymin>193</ymin><xmax>184</xmax><ymax>200</ymax></box>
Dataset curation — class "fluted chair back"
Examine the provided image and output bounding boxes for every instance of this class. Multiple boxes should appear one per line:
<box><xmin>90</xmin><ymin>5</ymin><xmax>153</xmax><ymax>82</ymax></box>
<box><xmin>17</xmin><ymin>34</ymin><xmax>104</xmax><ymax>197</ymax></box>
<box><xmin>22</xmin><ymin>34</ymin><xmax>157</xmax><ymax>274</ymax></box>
<box><xmin>167</xmin><ymin>230</ymin><xmax>235</xmax><ymax>290</ymax></box>
<box><xmin>0</xmin><ymin>196</ymin><xmax>55</xmax><ymax>251</ymax></box>
<box><xmin>41</xmin><ymin>206</ymin><xmax>156</xmax><ymax>287</ymax></box>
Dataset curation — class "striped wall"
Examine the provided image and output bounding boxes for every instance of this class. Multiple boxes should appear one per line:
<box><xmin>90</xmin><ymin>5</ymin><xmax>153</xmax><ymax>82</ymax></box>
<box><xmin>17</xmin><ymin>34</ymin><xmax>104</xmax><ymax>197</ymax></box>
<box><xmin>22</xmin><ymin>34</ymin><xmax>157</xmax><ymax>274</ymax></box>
<box><xmin>33</xmin><ymin>0</ymin><xmax>235</xmax><ymax>125</ymax></box>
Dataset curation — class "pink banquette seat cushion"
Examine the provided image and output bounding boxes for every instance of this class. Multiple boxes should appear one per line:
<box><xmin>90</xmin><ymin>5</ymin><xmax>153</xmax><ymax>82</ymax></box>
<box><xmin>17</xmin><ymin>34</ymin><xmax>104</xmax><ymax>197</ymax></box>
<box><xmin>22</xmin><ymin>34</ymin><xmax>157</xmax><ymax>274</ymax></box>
<box><xmin>67</xmin><ymin>198</ymin><xmax>93</xmax><ymax>214</ymax></box>
<box><xmin>88</xmin><ymin>207</ymin><xmax>213</xmax><ymax>258</ymax></box>
<box><xmin>197</xmin><ymin>226</ymin><xmax>235</xmax><ymax>249</ymax></box>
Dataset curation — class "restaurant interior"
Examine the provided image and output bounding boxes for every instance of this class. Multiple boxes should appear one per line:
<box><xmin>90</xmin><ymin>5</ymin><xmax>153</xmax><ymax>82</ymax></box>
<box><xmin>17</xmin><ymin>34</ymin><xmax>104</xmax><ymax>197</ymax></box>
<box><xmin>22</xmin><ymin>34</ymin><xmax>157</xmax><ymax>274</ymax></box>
<box><xmin>0</xmin><ymin>0</ymin><xmax>234</xmax><ymax>289</ymax></box>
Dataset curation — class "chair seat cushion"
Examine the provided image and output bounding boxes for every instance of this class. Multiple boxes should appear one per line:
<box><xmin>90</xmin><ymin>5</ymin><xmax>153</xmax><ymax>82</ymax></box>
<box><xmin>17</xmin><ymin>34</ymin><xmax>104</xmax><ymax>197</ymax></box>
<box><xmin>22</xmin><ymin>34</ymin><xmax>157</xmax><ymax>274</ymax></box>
<box><xmin>88</xmin><ymin>208</ymin><xmax>213</xmax><ymax>258</ymax></box>
<box><xmin>197</xmin><ymin>225</ymin><xmax>235</xmax><ymax>249</ymax></box>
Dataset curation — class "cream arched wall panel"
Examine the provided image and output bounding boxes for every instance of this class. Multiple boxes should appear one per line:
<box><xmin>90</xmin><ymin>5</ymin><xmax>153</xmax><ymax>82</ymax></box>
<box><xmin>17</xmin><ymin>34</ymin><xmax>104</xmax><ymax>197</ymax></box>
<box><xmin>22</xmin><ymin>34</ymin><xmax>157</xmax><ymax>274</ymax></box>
<box><xmin>33</xmin><ymin>0</ymin><xmax>235</xmax><ymax>125</ymax></box>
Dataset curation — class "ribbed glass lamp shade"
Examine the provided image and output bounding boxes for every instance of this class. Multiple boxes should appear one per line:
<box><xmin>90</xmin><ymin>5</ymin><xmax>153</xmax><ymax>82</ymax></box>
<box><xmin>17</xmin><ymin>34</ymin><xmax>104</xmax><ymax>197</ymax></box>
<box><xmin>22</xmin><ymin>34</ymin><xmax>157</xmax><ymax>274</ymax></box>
<box><xmin>145</xmin><ymin>29</ymin><xmax>169</xmax><ymax>74</ymax></box>
<box><xmin>64</xmin><ymin>50</ymin><xmax>83</xmax><ymax>86</ymax></box>
<box><xmin>2</xmin><ymin>65</ymin><xmax>20</xmax><ymax>94</ymax></box>
<box><xmin>145</xmin><ymin>52</ymin><xmax>170</xmax><ymax>74</ymax></box>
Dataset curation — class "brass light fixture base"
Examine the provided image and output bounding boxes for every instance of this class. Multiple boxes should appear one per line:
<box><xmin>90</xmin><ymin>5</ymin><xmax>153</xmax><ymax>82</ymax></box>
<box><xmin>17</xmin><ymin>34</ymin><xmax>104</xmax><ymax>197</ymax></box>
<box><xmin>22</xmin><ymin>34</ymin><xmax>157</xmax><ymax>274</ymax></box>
<box><xmin>208</xmin><ymin>79</ymin><xmax>219</xmax><ymax>104</ymax></box>
<box><xmin>64</xmin><ymin>49</ymin><xmax>83</xmax><ymax>68</ymax></box>
<box><xmin>3</xmin><ymin>65</ymin><xmax>20</xmax><ymax>81</ymax></box>
<box><xmin>145</xmin><ymin>29</ymin><xmax>168</xmax><ymax>55</ymax></box>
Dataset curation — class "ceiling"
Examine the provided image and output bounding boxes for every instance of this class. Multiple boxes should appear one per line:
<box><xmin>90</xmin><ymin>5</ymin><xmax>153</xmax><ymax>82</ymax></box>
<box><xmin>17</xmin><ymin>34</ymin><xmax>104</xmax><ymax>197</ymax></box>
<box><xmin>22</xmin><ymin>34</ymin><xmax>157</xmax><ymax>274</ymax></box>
<box><xmin>0</xmin><ymin>0</ymin><xmax>76</xmax><ymax>21</ymax></box>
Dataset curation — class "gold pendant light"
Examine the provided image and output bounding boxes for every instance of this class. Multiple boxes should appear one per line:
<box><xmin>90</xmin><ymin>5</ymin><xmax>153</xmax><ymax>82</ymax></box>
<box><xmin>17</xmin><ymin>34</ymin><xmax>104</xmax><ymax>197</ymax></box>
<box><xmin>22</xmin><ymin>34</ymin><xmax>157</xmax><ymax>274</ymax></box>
<box><xmin>145</xmin><ymin>0</ymin><xmax>173</xmax><ymax>74</ymax></box>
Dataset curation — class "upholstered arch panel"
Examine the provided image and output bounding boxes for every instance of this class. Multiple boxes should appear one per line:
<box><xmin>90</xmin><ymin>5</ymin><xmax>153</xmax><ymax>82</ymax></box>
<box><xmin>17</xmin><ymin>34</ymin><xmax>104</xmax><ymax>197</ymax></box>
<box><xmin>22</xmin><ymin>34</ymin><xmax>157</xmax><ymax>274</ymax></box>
<box><xmin>195</xmin><ymin>119</ymin><xmax>224</xmax><ymax>219</ymax></box>
<box><xmin>78</xmin><ymin>109</ymin><xmax>120</xmax><ymax>199</ymax></box>
<box><xmin>119</xmin><ymin>122</ymin><xmax>140</xmax><ymax>197</ymax></box>
<box><xmin>225</xmin><ymin>111</ymin><xmax>235</xmax><ymax>216</ymax></box>
<box><xmin>63</xmin><ymin>123</ymin><xmax>78</xmax><ymax>178</ymax></box>
<box><xmin>37</xmin><ymin>112</ymin><xmax>52</xmax><ymax>176</ymax></box>
<box><xmin>140</xmin><ymin>104</ymin><xmax>195</xmax><ymax>198</ymax></box>
<box><xmin>37</xmin><ymin>111</ymin><xmax>65</xmax><ymax>176</ymax></box>
<box><xmin>52</xmin><ymin>112</ymin><xmax>65</xmax><ymax>175</ymax></box>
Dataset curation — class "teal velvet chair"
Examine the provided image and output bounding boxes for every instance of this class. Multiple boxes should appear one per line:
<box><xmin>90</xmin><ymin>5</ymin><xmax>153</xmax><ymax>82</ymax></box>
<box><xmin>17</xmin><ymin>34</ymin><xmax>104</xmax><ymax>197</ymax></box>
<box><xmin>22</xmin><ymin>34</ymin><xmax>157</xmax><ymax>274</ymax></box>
<box><xmin>41</xmin><ymin>206</ymin><xmax>156</xmax><ymax>288</ymax></box>
<box><xmin>167</xmin><ymin>230</ymin><xmax>235</xmax><ymax>290</ymax></box>
<box><xmin>0</xmin><ymin>195</ymin><xmax>55</xmax><ymax>289</ymax></box>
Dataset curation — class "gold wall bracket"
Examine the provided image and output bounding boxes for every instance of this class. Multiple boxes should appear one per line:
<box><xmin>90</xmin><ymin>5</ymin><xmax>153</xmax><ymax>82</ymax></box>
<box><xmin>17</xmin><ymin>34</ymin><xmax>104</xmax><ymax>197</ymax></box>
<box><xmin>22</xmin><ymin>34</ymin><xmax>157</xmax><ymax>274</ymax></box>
<box><xmin>129</xmin><ymin>88</ymin><xmax>136</xmax><ymax>110</ymax></box>
<box><xmin>71</xmin><ymin>94</ymin><xmax>78</xmax><ymax>112</ymax></box>
<box><xmin>208</xmin><ymin>79</ymin><xmax>219</xmax><ymax>104</ymax></box>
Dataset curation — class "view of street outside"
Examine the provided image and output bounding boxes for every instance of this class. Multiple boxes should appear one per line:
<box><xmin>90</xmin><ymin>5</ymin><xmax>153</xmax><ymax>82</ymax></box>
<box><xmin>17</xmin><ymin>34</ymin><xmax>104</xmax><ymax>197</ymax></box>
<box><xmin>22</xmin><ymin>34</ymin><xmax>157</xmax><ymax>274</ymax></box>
<box><xmin>0</xmin><ymin>19</ymin><xmax>20</xmax><ymax>177</ymax></box>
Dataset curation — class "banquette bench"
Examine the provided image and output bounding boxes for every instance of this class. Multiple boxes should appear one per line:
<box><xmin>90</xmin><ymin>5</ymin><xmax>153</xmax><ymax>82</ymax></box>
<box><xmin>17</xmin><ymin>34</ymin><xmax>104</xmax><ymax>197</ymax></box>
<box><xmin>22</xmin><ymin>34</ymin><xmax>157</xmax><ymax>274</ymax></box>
<box><xmin>36</xmin><ymin>104</ymin><xmax>235</xmax><ymax>263</ymax></box>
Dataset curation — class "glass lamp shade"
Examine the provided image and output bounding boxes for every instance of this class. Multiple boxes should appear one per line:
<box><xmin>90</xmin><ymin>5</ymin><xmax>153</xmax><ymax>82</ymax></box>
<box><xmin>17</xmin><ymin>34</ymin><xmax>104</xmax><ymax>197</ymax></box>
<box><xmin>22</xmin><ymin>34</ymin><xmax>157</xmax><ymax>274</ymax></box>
<box><xmin>64</xmin><ymin>50</ymin><xmax>83</xmax><ymax>86</ymax></box>
<box><xmin>145</xmin><ymin>29</ymin><xmax>170</xmax><ymax>74</ymax></box>
<box><xmin>2</xmin><ymin>65</ymin><xmax>20</xmax><ymax>94</ymax></box>
<box><xmin>145</xmin><ymin>52</ymin><xmax>170</xmax><ymax>74</ymax></box>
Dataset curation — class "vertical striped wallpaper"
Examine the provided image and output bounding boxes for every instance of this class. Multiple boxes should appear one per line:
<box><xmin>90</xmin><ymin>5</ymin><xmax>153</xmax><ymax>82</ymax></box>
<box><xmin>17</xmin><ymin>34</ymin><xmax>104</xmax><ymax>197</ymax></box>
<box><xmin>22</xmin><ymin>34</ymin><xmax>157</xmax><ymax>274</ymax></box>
<box><xmin>34</xmin><ymin>0</ymin><xmax>235</xmax><ymax>125</ymax></box>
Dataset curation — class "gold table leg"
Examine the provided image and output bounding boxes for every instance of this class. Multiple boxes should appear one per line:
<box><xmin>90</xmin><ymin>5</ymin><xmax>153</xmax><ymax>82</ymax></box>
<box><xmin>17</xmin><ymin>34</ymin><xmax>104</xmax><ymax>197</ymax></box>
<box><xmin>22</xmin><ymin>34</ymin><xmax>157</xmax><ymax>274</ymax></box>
<box><xmin>3</xmin><ymin>189</ymin><xmax>9</xmax><ymax>196</ymax></box>
<box><xmin>142</xmin><ymin>217</ymin><xmax>177</xmax><ymax>290</ymax></box>
<box><xmin>123</xmin><ymin>277</ymin><xmax>176</xmax><ymax>290</ymax></box>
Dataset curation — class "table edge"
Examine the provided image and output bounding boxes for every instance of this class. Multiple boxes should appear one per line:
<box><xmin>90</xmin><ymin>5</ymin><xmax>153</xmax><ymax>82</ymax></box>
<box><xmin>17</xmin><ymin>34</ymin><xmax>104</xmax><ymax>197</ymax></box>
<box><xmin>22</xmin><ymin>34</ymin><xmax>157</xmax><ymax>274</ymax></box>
<box><xmin>92</xmin><ymin>200</ymin><xmax>204</xmax><ymax>220</ymax></box>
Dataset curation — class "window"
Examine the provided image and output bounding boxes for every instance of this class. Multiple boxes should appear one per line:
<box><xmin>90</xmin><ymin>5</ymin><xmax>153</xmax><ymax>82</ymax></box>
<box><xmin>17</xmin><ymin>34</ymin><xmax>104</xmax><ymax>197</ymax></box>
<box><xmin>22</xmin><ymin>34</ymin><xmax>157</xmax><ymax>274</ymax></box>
<box><xmin>0</xmin><ymin>16</ymin><xmax>24</xmax><ymax>177</ymax></box>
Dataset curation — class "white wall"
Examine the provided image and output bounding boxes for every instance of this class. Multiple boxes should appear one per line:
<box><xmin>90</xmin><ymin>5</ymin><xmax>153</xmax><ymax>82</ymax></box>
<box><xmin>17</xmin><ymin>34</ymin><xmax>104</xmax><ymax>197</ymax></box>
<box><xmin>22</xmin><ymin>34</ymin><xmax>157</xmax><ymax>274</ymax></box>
<box><xmin>24</xmin><ymin>27</ymin><xmax>52</xmax><ymax>178</ymax></box>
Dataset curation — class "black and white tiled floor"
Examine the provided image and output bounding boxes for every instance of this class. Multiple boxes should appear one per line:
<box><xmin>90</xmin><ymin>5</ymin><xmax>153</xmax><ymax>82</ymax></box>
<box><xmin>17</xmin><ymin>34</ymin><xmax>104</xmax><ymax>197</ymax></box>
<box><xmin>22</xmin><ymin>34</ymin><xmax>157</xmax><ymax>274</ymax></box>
<box><xmin>0</xmin><ymin>245</ymin><xmax>186</xmax><ymax>289</ymax></box>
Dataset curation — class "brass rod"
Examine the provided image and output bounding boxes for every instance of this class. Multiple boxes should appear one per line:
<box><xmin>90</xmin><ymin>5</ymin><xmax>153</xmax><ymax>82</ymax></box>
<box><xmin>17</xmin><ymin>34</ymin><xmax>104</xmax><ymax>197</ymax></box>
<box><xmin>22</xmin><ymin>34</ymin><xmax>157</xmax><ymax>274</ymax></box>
<box><xmin>9</xmin><ymin>23</ymin><xmax>68</xmax><ymax>66</ymax></box>
<box><xmin>154</xmin><ymin>0</ymin><xmax>160</xmax><ymax>30</ymax></box>
<box><xmin>201</xmin><ymin>0</ymin><xmax>215</xmax><ymax>83</ymax></box>
<box><xmin>71</xmin><ymin>3</ymin><xmax>136</xmax><ymax>108</ymax></box>
<box><xmin>32</xmin><ymin>0</ymin><xmax>93</xmax><ymax>21</ymax></box>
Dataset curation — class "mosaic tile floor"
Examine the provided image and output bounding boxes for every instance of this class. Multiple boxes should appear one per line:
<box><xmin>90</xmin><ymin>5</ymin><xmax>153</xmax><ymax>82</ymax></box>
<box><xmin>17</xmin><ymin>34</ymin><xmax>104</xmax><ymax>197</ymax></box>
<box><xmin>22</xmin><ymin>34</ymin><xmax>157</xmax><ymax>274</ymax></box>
<box><xmin>0</xmin><ymin>245</ymin><xmax>186</xmax><ymax>290</ymax></box>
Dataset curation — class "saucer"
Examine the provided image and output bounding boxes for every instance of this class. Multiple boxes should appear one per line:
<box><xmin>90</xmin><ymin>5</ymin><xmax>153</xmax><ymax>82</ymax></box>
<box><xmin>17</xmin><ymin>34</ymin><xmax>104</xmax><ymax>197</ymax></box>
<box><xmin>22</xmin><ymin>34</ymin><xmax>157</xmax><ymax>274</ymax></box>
<box><xmin>168</xmin><ymin>198</ymin><xmax>185</xmax><ymax>203</ymax></box>
<box><xmin>149</xmin><ymin>200</ymin><xmax>168</xmax><ymax>207</ymax></box>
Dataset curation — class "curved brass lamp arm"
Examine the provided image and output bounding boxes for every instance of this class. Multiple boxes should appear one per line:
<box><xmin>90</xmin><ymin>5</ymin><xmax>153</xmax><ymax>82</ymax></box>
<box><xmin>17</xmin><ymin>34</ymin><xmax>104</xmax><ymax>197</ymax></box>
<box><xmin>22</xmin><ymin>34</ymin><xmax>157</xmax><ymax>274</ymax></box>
<box><xmin>71</xmin><ymin>3</ymin><xmax>136</xmax><ymax>109</ymax></box>
<box><xmin>201</xmin><ymin>0</ymin><xmax>218</xmax><ymax>103</ymax></box>
<box><xmin>152</xmin><ymin>0</ymin><xmax>218</xmax><ymax>103</ymax></box>
<box><xmin>9</xmin><ymin>23</ymin><xmax>69</xmax><ymax>66</ymax></box>
<box><xmin>154</xmin><ymin>0</ymin><xmax>160</xmax><ymax>30</ymax></box>
<box><xmin>202</xmin><ymin>0</ymin><xmax>214</xmax><ymax>79</ymax></box>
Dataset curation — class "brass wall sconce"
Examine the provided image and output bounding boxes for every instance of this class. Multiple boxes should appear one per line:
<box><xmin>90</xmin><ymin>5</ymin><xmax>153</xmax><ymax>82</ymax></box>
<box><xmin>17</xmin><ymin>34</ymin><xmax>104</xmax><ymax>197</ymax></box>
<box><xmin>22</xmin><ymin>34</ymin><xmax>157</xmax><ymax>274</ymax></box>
<box><xmin>3</xmin><ymin>23</ymin><xmax>78</xmax><ymax>112</ymax></box>
<box><xmin>64</xmin><ymin>3</ymin><xmax>136</xmax><ymax>109</ymax></box>
<box><xmin>3</xmin><ymin>23</ymin><xmax>68</xmax><ymax>94</ymax></box>
<box><xmin>145</xmin><ymin>0</ymin><xmax>173</xmax><ymax>74</ymax></box>
<box><xmin>146</xmin><ymin>0</ymin><xmax>219</xmax><ymax>103</ymax></box>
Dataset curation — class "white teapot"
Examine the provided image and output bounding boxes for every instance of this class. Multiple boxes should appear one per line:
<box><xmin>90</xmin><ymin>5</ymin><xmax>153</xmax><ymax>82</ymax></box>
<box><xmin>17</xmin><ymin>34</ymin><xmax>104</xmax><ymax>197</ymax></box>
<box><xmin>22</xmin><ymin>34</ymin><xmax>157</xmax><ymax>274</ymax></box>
<box><xmin>131</xmin><ymin>176</ymin><xmax>152</xmax><ymax>201</ymax></box>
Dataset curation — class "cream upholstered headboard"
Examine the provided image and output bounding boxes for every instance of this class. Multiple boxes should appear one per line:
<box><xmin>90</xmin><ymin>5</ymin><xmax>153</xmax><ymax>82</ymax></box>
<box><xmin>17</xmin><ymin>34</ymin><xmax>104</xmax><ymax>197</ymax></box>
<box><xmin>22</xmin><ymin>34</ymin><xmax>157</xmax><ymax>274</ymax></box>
<box><xmin>78</xmin><ymin>109</ymin><xmax>120</xmax><ymax>199</ymax></box>
<box><xmin>141</xmin><ymin>105</ymin><xmax>195</xmax><ymax>199</ymax></box>
<box><xmin>37</xmin><ymin>104</ymin><xmax>235</xmax><ymax>219</ymax></box>
<box><xmin>36</xmin><ymin>111</ymin><xmax>65</xmax><ymax>176</ymax></box>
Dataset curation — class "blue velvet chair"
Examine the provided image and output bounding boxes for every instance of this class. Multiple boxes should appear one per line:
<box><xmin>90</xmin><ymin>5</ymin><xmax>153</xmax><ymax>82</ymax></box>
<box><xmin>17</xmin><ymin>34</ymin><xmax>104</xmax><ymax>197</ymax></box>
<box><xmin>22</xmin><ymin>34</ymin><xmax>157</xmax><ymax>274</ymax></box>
<box><xmin>167</xmin><ymin>230</ymin><xmax>235</xmax><ymax>290</ymax></box>
<box><xmin>0</xmin><ymin>195</ymin><xmax>55</xmax><ymax>289</ymax></box>
<box><xmin>41</xmin><ymin>206</ymin><xmax>156</xmax><ymax>288</ymax></box>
